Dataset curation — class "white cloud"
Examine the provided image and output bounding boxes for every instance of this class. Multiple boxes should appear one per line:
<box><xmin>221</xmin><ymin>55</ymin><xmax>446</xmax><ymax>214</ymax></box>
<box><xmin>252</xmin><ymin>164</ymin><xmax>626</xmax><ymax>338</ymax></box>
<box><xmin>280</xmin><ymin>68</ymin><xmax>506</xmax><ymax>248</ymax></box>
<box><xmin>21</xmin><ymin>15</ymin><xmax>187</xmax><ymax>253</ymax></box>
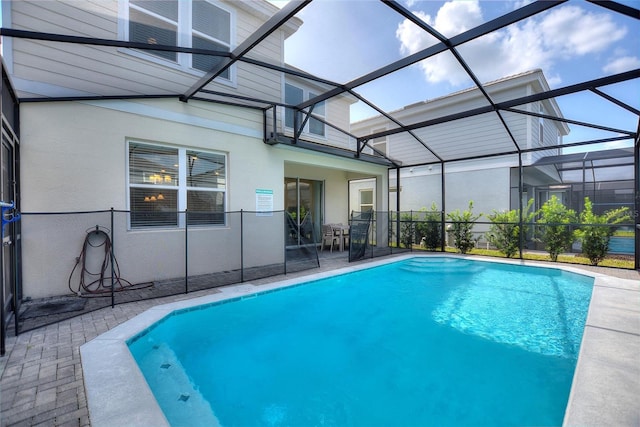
<box><xmin>539</xmin><ymin>5</ymin><xmax>626</xmax><ymax>55</ymax></box>
<box><xmin>511</xmin><ymin>1</ymin><xmax>534</xmax><ymax>10</ymax></box>
<box><xmin>396</xmin><ymin>11</ymin><xmax>436</xmax><ymax>56</ymax></box>
<box><xmin>396</xmin><ymin>2</ymin><xmax>628</xmax><ymax>87</ymax></box>
<box><xmin>603</xmin><ymin>56</ymin><xmax>640</xmax><ymax>74</ymax></box>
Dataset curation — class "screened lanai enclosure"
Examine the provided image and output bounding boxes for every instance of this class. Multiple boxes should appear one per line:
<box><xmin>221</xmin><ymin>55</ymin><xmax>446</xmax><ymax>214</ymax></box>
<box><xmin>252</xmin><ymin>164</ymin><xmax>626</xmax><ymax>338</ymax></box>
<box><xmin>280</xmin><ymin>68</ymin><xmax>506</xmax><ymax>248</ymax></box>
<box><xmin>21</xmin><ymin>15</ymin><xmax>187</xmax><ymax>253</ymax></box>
<box><xmin>0</xmin><ymin>0</ymin><xmax>639</xmax><ymax>346</ymax></box>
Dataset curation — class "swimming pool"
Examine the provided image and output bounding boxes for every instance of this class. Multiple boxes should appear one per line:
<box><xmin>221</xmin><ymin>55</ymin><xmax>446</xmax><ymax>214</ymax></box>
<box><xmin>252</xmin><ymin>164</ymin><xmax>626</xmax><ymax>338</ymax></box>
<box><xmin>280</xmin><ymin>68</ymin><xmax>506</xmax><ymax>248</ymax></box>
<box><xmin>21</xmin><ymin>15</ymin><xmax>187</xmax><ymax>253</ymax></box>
<box><xmin>127</xmin><ymin>257</ymin><xmax>593</xmax><ymax>426</ymax></box>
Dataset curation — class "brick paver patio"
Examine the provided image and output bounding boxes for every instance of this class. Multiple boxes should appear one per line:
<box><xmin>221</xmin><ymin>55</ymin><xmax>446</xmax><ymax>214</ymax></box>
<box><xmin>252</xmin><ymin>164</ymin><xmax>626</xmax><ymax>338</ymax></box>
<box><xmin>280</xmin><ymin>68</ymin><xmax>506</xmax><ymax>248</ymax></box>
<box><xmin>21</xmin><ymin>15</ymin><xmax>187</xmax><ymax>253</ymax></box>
<box><xmin>1</xmin><ymin>254</ymin><xmax>637</xmax><ymax>426</ymax></box>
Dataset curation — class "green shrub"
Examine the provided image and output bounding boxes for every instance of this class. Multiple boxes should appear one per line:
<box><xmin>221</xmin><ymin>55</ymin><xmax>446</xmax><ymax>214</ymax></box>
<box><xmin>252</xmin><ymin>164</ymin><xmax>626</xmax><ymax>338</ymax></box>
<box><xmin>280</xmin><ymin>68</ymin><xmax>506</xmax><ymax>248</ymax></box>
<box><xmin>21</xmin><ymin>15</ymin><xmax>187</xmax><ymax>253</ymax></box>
<box><xmin>575</xmin><ymin>197</ymin><xmax>631</xmax><ymax>266</ymax></box>
<box><xmin>415</xmin><ymin>203</ymin><xmax>442</xmax><ymax>251</ymax></box>
<box><xmin>536</xmin><ymin>196</ymin><xmax>577</xmax><ymax>262</ymax></box>
<box><xmin>447</xmin><ymin>201</ymin><xmax>481</xmax><ymax>254</ymax></box>
<box><xmin>487</xmin><ymin>199</ymin><xmax>535</xmax><ymax>258</ymax></box>
<box><xmin>398</xmin><ymin>211</ymin><xmax>415</xmax><ymax>248</ymax></box>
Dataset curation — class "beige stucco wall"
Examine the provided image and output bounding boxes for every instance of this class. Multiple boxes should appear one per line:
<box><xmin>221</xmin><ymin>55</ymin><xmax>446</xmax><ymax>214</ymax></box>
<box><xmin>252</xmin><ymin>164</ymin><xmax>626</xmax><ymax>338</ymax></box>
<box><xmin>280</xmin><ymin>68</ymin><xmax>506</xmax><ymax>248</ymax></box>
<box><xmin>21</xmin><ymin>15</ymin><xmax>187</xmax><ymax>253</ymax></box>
<box><xmin>20</xmin><ymin>99</ymin><xmax>387</xmax><ymax>298</ymax></box>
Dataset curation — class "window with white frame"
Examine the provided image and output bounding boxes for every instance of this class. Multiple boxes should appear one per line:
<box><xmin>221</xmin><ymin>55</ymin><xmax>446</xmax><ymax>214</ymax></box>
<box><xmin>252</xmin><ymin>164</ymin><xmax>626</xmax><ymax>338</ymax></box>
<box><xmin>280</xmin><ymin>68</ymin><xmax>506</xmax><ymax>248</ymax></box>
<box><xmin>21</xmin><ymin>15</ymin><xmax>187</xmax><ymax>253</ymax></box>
<box><xmin>359</xmin><ymin>189</ymin><xmax>374</xmax><ymax>212</ymax></box>
<box><xmin>128</xmin><ymin>141</ymin><xmax>227</xmax><ymax>228</ymax></box>
<box><xmin>284</xmin><ymin>84</ymin><xmax>326</xmax><ymax>137</ymax></box>
<box><xmin>127</xmin><ymin>0</ymin><xmax>233</xmax><ymax>80</ymax></box>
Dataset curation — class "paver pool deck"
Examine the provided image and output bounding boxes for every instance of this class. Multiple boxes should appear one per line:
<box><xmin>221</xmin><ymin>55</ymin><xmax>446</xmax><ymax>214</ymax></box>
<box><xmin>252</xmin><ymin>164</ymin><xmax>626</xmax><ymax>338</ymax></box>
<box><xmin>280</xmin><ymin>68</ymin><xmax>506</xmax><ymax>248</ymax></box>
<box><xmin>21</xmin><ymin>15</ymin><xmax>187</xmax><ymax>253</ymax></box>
<box><xmin>1</xmin><ymin>253</ymin><xmax>638</xmax><ymax>426</ymax></box>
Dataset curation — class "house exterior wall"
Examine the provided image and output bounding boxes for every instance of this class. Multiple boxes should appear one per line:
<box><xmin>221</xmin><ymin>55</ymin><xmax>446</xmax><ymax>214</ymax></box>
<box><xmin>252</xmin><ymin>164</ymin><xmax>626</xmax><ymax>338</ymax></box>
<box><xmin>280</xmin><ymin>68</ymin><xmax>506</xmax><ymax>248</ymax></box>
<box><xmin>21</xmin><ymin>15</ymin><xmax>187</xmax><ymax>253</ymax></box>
<box><xmin>19</xmin><ymin>98</ymin><xmax>387</xmax><ymax>298</ymax></box>
<box><xmin>352</xmin><ymin>71</ymin><xmax>566</xmax><ymax>165</ymax></box>
<box><xmin>278</xmin><ymin>77</ymin><xmax>355</xmax><ymax>150</ymax></box>
<box><xmin>353</xmin><ymin>70</ymin><xmax>568</xmax><ymax>215</ymax></box>
<box><xmin>5</xmin><ymin>0</ymin><xmax>295</xmax><ymax>101</ymax></box>
<box><xmin>390</xmin><ymin>159</ymin><xmax>512</xmax><ymax>218</ymax></box>
<box><xmin>283</xmin><ymin>152</ymin><xmax>387</xmax><ymax>223</ymax></box>
<box><xmin>4</xmin><ymin>0</ymin><xmax>391</xmax><ymax>299</ymax></box>
<box><xmin>284</xmin><ymin>162</ymin><xmax>347</xmax><ymax>225</ymax></box>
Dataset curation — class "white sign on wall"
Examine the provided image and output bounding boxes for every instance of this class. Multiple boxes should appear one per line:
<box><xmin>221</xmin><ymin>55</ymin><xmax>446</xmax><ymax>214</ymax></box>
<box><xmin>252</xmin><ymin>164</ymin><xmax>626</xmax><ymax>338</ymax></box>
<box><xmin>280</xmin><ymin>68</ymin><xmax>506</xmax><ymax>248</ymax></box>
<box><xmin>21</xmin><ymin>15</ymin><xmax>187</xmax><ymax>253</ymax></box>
<box><xmin>255</xmin><ymin>189</ymin><xmax>273</xmax><ymax>216</ymax></box>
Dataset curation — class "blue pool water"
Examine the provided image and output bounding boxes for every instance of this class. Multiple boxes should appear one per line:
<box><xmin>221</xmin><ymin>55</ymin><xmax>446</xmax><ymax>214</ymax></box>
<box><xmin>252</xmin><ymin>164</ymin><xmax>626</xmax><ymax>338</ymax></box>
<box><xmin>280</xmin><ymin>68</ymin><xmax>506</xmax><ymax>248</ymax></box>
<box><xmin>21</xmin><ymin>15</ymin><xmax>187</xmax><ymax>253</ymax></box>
<box><xmin>128</xmin><ymin>257</ymin><xmax>594</xmax><ymax>426</ymax></box>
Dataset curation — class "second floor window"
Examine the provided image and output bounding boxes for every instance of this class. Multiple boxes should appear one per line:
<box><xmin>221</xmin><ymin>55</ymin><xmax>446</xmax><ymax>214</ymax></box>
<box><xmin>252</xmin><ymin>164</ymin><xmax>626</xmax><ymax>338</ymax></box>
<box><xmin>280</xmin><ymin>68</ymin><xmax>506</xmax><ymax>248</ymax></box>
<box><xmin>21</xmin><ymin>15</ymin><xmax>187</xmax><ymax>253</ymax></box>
<box><xmin>285</xmin><ymin>84</ymin><xmax>326</xmax><ymax>138</ymax></box>
<box><xmin>307</xmin><ymin>91</ymin><xmax>325</xmax><ymax>137</ymax></box>
<box><xmin>127</xmin><ymin>0</ymin><xmax>232</xmax><ymax>80</ymax></box>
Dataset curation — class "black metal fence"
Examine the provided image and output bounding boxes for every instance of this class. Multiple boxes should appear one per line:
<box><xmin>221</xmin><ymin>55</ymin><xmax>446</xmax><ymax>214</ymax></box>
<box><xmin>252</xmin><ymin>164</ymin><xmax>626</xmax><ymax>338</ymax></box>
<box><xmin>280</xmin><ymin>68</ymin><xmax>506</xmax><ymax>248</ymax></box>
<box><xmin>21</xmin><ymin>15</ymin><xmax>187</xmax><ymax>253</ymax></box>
<box><xmin>3</xmin><ymin>207</ymin><xmax>636</xmax><ymax>343</ymax></box>
<box><xmin>11</xmin><ymin>209</ymin><xmax>320</xmax><ymax>334</ymax></box>
<box><xmin>383</xmin><ymin>210</ymin><xmax>636</xmax><ymax>262</ymax></box>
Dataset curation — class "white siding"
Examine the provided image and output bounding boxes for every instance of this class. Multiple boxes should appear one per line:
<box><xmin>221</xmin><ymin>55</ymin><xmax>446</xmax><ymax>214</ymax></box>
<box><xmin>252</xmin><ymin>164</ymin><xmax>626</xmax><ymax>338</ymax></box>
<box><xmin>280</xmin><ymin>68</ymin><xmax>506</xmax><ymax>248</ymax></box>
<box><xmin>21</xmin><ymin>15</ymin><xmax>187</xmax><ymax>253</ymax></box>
<box><xmin>8</xmin><ymin>0</ymin><xmax>286</xmax><ymax>103</ymax></box>
<box><xmin>353</xmin><ymin>70</ymin><xmax>568</xmax><ymax>216</ymax></box>
<box><xmin>390</xmin><ymin>166</ymin><xmax>511</xmax><ymax>232</ymax></box>
<box><xmin>352</xmin><ymin>77</ymin><xmax>538</xmax><ymax>164</ymax></box>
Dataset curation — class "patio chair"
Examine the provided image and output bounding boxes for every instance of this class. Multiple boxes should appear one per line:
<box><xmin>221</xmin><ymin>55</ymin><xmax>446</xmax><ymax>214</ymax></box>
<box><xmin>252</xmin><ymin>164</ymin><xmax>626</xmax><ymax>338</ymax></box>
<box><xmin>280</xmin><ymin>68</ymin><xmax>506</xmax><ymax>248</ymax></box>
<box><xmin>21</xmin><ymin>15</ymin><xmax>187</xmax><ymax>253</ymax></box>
<box><xmin>331</xmin><ymin>223</ymin><xmax>350</xmax><ymax>251</ymax></box>
<box><xmin>321</xmin><ymin>224</ymin><xmax>339</xmax><ymax>252</ymax></box>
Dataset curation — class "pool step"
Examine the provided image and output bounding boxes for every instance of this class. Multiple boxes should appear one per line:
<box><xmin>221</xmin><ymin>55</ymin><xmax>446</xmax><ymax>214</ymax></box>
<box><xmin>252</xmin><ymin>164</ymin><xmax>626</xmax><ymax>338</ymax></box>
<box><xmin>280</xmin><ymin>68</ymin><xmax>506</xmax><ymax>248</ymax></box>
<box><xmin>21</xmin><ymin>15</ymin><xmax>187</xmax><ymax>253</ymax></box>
<box><xmin>400</xmin><ymin>260</ymin><xmax>485</xmax><ymax>275</ymax></box>
<box><xmin>135</xmin><ymin>342</ymin><xmax>221</xmax><ymax>427</ymax></box>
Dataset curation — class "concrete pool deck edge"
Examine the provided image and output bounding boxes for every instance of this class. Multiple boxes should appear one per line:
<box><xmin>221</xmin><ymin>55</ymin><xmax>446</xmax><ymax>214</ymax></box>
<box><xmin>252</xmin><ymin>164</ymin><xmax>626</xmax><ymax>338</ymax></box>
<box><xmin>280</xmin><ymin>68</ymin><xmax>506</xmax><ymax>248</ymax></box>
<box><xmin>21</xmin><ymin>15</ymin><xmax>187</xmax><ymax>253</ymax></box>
<box><xmin>562</xmin><ymin>274</ymin><xmax>640</xmax><ymax>426</ymax></box>
<box><xmin>80</xmin><ymin>255</ymin><xmax>640</xmax><ymax>427</ymax></box>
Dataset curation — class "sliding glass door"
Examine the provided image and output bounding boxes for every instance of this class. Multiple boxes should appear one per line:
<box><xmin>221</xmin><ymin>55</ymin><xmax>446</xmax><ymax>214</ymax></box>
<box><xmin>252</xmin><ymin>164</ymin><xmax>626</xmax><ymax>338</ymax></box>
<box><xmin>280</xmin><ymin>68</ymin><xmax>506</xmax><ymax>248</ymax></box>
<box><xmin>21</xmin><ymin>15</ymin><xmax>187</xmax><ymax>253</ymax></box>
<box><xmin>284</xmin><ymin>178</ymin><xmax>323</xmax><ymax>244</ymax></box>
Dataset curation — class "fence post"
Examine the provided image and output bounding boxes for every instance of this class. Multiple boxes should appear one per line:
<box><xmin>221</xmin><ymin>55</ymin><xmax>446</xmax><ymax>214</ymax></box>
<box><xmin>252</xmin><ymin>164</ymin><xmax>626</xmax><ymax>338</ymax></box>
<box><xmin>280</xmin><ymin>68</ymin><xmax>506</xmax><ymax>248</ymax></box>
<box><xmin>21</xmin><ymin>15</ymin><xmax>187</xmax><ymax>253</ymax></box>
<box><xmin>284</xmin><ymin>211</ymin><xmax>289</xmax><ymax>274</ymax></box>
<box><xmin>184</xmin><ymin>209</ymin><xmax>188</xmax><ymax>294</ymax></box>
<box><xmin>441</xmin><ymin>211</ymin><xmax>446</xmax><ymax>252</ymax></box>
<box><xmin>395</xmin><ymin>211</ymin><xmax>400</xmax><ymax>250</ymax></box>
<box><xmin>110</xmin><ymin>208</ymin><xmax>115</xmax><ymax>309</ymax></box>
<box><xmin>240</xmin><ymin>209</ymin><xmax>244</xmax><ymax>283</ymax></box>
<box><xmin>410</xmin><ymin>210</ymin><xmax>414</xmax><ymax>252</ymax></box>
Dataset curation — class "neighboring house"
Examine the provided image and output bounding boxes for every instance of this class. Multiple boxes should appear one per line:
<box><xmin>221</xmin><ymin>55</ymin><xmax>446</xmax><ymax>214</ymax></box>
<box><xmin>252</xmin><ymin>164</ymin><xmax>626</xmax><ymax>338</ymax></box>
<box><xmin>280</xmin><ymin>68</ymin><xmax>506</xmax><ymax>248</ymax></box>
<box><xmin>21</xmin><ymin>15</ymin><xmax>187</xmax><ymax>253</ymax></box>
<box><xmin>351</xmin><ymin>69</ymin><xmax>570</xmax><ymax>220</ymax></box>
<box><xmin>0</xmin><ymin>0</ymin><xmax>391</xmax><ymax>299</ymax></box>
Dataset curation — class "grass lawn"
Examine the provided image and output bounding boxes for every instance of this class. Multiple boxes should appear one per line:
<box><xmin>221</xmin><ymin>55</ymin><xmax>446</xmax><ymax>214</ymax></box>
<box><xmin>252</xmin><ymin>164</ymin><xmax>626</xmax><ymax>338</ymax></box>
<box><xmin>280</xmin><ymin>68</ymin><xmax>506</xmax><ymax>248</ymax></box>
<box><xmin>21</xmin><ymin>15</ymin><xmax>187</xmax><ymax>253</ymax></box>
<box><xmin>408</xmin><ymin>246</ymin><xmax>635</xmax><ymax>269</ymax></box>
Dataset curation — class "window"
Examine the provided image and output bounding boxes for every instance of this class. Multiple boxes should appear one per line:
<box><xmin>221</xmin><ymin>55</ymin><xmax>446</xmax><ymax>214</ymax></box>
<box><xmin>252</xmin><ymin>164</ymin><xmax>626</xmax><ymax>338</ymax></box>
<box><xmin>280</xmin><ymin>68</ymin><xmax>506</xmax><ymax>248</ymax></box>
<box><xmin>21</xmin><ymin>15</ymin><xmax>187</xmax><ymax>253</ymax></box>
<box><xmin>129</xmin><ymin>1</ymin><xmax>178</xmax><ymax>62</ymax></box>
<box><xmin>128</xmin><ymin>141</ymin><xmax>226</xmax><ymax>228</ymax></box>
<box><xmin>359</xmin><ymin>189</ymin><xmax>374</xmax><ymax>212</ymax></box>
<box><xmin>285</xmin><ymin>84</ymin><xmax>326</xmax><ymax>137</ymax></box>
<box><xmin>308</xmin><ymin>92</ymin><xmax>325</xmax><ymax>137</ymax></box>
<box><xmin>285</xmin><ymin>83</ymin><xmax>303</xmax><ymax>129</ymax></box>
<box><xmin>127</xmin><ymin>0</ymin><xmax>232</xmax><ymax>80</ymax></box>
<box><xmin>191</xmin><ymin>1</ymin><xmax>231</xmax><ymax>75</ymax></box>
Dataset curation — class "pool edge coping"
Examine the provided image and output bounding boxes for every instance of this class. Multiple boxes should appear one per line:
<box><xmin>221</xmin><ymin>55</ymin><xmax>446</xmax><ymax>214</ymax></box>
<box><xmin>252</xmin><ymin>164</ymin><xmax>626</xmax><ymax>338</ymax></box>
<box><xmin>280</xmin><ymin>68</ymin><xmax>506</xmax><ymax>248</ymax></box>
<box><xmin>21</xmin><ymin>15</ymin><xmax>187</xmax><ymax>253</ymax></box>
<box><xmin>80</xmin><ymin>254</ymin><xmax>639</xmax><ymax>427</ymax></box>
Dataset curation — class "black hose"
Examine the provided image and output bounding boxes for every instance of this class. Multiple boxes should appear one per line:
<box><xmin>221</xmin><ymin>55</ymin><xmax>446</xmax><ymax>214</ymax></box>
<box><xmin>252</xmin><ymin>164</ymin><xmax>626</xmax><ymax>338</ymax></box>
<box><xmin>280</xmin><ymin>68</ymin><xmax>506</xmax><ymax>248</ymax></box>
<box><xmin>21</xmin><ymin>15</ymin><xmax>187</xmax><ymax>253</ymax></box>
<box><xmin>68</xmin><ymin>227</ymin><xmax>150</xmax><ymax>296</ymax></box>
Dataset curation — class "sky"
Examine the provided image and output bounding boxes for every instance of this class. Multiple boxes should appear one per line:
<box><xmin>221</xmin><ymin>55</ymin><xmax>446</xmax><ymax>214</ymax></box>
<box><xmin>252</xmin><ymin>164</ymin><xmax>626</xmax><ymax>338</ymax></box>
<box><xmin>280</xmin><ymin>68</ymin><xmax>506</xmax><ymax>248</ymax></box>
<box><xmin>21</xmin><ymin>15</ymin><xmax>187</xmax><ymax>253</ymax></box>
<box><xmin>1</xmin><ymin>0</ymin><xmax>637</xmax><ymax>151</ymax></box>
<box><xmin>276</xmin><ymin>0</ymin><xmax>640</xmax><ymax>151</ymax></box>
